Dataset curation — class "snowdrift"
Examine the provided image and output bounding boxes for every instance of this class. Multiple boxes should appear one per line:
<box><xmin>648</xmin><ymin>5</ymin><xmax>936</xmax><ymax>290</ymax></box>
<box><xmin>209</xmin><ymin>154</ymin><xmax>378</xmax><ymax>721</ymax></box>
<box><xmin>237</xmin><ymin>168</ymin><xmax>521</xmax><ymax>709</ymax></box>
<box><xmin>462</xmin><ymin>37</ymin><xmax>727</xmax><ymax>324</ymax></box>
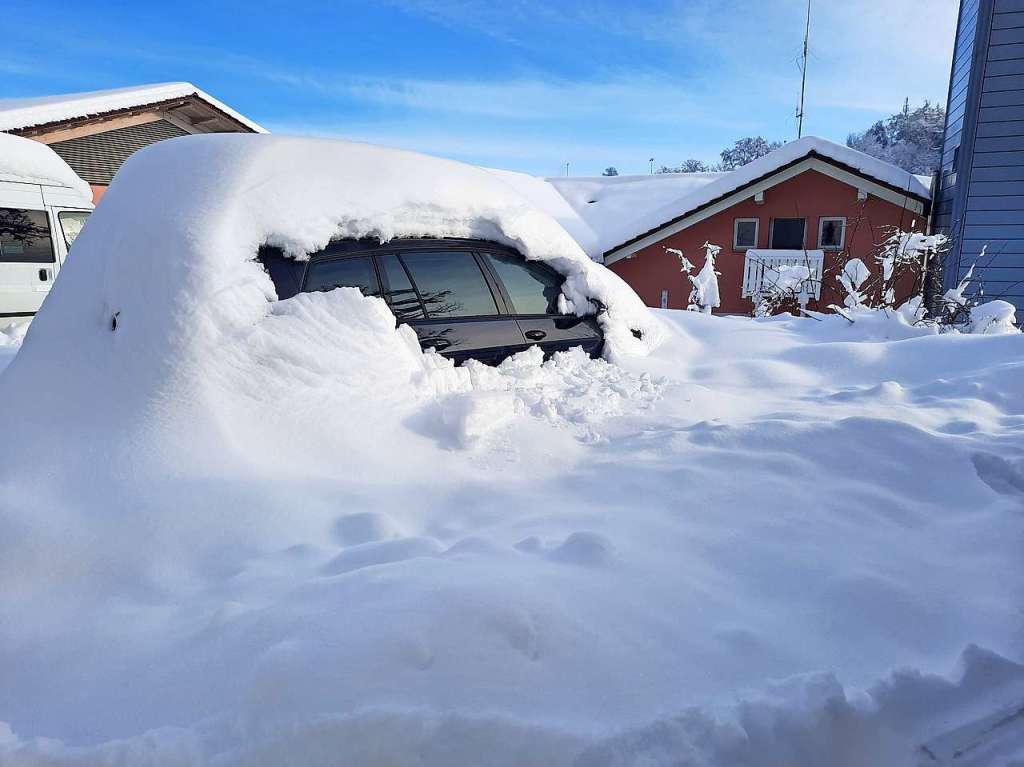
<box><xmin>0</xmin><ymin>135</ymin><xmax>1021</xmax><ymax>766</ymax></box>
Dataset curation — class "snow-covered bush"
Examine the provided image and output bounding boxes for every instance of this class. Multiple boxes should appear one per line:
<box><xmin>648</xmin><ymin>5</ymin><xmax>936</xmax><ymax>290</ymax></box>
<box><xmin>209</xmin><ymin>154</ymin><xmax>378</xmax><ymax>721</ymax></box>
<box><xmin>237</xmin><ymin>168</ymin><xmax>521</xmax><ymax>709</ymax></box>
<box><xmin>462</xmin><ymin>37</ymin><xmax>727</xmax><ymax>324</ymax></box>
<box><xmin>753</xmin><ymin>263</ymin><xmax>814</xmax><ymax>318</ymax></box>
<box><xmin>937</xmin><ymin>253</ymin><xmax>1019</xmax><ymax>334</ymax></box>
<box><xmin>965</xmin><ymin>299</ymin><xmax>1019</xmax><ymax>334</ymax></box>
<box><xmin>876</xmin><ymin>229</ymin><xmax>947</xmax><ymax>308</ymax></box>
<box><xmin>836</xmin><ymin>258</ymin><xmax>871</xmax><ymax>310</ymax></box>
<box><xmin>666</xmin><ymin>246</ymin><xmax>694</xmax><ymax>275</ymax></box>
<box><xmin>688</xmin><ymin>241</ymin><xmax>721</xmax><ymax>314</ymax></box>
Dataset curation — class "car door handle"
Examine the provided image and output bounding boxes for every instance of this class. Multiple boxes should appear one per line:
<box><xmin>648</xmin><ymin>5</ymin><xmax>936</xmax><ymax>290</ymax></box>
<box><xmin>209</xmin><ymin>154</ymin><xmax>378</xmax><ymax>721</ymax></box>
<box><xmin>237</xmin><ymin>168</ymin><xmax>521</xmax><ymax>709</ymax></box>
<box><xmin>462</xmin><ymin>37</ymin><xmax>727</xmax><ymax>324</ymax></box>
<box><xmin>421</xmin><ymin>337</ymin><xmax>452</xmax><ymax>351</ymax></box>
<box><xmin>38</xmin><ymin>269</ymin><xmax>50</xmax><ymax>282</ymax></box>
<box><xmin>524</xmin><ymin>330</ymin><xmax>547</xmax><ymax>341</ymax></box>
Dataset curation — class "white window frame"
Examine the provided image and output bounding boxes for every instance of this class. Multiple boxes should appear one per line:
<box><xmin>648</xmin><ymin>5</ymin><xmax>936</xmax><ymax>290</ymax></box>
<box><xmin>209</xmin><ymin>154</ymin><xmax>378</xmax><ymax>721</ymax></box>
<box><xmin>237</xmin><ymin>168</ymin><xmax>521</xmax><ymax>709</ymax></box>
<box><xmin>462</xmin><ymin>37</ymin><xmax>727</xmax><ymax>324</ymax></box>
<box><xmin>817</xmin><ymin>217</ymin><xmax>846</xmax><ymax>251</ymax></box>
<box><xmin>733</xmin><ymin>218</ymin><xmax>759</xmax><ymax>250</ymax></box>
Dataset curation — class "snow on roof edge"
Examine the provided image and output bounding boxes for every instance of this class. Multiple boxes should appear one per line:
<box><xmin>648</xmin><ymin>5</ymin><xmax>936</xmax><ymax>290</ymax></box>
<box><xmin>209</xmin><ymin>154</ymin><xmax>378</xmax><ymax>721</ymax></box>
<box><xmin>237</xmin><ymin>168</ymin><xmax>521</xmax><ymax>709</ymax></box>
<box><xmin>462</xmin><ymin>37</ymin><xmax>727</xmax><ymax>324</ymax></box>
<box><xmin>550</xmin><ymin>137</ymin><xmax>932</xmax><ymax>259</ymax></box>
<box><xmin>0</xmin><ymin>82</ymin><xmax>266</xmax><ymax>134</ymax></box>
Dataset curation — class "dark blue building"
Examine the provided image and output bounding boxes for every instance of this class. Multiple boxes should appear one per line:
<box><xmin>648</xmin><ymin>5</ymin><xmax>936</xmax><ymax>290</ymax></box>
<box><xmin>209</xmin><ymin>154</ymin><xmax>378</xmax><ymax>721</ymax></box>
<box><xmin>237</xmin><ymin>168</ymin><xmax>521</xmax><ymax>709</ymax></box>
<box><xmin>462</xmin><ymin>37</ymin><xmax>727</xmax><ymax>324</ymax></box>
<box><xmin>937</xmin><ymin>0</ymin><xmax>1024</xmax><ymax>313</ymax></box>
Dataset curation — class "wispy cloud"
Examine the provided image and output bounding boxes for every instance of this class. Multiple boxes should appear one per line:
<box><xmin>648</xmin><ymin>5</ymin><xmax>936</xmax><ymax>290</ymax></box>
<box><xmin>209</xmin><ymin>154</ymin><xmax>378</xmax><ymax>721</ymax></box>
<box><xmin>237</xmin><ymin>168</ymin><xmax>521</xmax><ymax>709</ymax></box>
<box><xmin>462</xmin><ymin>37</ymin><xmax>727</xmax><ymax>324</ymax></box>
<box><xmin>3</xmin><ymin>0</ymin><xmax>959</xmax><ymax>175</ymax></box>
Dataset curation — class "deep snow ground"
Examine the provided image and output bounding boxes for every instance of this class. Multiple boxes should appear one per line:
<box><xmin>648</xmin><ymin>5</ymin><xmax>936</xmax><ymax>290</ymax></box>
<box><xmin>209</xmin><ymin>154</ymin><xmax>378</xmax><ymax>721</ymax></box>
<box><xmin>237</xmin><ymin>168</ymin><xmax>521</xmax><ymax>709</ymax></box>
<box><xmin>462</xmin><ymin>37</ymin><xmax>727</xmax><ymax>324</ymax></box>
<box><xmin>0</xmin><ymin>307</ymin><xmax>1022</xmax><ymax>766</ymax></box>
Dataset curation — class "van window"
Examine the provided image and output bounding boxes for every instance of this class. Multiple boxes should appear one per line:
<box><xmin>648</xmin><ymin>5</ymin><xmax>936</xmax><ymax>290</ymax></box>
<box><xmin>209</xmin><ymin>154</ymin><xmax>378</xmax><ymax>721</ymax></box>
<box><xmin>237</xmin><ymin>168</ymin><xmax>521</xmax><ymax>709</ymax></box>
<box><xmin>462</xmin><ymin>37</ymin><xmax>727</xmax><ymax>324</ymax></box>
<box><xmin>378</xmin><ymin>254</ymin><xmax>425</xmax><ymax>320</ymax></box>
<box><xmin>482</xmin><ymin>251</ymin><xmax>562</xmax><ymax>314</ymax></box>
<box><xmin>0</xmin><ymin>208</ymin><xmax>54</xmax><ymax>263</ymax></box>
<box><xmin>303</xmin><ymin>256</ymin><xmax>380</xmax><ymax>296</ymax></box>
<box><xmin>58</xmin><ymin>211</ymin><xmax>91</xmax><ymax>249</ymax></box>
<box><xmin>400</xmin><ymin>251</ymin><xmax>498</xmax><ymax>318</ymax></box>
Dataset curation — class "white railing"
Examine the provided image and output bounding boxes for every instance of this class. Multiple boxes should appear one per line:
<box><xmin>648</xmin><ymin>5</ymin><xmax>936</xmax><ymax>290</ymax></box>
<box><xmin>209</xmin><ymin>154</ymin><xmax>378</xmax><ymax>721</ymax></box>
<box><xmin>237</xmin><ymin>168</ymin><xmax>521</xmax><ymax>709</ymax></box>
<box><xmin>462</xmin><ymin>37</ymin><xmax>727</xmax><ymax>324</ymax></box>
<box><xmin>742</xmin><ymin>249</ymin><xmax>825</xmax><ymax>305</ymax></box>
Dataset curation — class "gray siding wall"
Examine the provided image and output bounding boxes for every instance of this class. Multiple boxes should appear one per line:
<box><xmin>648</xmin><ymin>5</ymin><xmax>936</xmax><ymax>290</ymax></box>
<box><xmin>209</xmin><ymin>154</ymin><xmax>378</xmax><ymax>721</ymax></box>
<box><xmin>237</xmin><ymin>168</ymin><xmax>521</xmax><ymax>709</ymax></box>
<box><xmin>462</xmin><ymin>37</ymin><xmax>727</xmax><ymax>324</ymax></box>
<box><xmin>940</xmin><ymin>0</ymin><xmax>1024</xmax><ymax>311</ymax></box>
<box><xmin>50</xmin><ymin>119</ymin><xmax>189</xmax><ymax>186</ymax></box>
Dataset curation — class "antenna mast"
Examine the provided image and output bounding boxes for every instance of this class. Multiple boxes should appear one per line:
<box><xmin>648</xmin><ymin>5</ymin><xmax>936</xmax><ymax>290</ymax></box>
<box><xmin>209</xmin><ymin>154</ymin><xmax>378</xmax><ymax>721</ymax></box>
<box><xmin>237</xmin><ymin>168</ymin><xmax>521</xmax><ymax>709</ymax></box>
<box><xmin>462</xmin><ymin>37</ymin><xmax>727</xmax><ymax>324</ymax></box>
<box><xmin>797</xmin><ymin>0</ymin><xmax>811</xmax><ymax>138</ymax></box>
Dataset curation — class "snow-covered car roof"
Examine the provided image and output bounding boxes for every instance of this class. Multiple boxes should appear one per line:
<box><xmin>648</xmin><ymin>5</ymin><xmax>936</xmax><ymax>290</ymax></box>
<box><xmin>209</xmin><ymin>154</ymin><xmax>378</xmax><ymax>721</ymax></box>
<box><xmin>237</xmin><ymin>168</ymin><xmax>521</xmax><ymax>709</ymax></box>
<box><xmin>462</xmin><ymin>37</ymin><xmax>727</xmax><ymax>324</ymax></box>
<box><xmin>8</xmin><ymin>134</ymin><xmax>660</xmax><ymax>420</ymax></box>
<box><xmin>0</xmin><ymin>132</ymin><xmax>92</xmax><ymax>199</ymax></box>
<box><xmin>545</xmin><ymin>136</ymin><xmax>932</xmax><ymax>259</ymax></box>
<box><xmin>0</xmin><ymin>81</ymin><xmax>265</xmax><ymax>134</ymax></box>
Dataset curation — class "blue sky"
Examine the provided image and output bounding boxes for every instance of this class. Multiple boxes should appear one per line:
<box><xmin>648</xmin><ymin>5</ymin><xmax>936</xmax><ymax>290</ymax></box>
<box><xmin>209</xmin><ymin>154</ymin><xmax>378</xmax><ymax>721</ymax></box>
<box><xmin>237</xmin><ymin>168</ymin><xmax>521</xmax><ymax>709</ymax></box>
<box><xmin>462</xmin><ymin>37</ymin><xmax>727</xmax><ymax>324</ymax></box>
<box><xmin>3</xmin><ymin>0</ymin><xmax>959</xmax><ymax>177</ymax></box>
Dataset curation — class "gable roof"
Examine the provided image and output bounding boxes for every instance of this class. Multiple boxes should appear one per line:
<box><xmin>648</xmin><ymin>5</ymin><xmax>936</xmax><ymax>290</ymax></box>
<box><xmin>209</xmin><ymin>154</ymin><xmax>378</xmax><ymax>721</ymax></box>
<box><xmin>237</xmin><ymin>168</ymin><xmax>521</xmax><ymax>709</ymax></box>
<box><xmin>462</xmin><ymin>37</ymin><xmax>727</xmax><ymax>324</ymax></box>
<box><xmin>0</xmin><ymin>82</ymin><xmax>266</xmax><ymax>134</ymax></box>
<box><xmin>546</xmin><ymin>136</ymin><xmax>932</xmax><ymax>260</ymax></box>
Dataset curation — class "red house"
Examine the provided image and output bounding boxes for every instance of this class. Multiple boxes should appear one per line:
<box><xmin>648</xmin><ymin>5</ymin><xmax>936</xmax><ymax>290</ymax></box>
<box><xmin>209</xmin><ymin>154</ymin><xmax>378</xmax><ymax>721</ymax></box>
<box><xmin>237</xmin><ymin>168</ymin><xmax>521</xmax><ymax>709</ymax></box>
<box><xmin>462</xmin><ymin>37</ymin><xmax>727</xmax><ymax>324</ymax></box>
<box><xmin>547</xmin><ymin>137</ymin><xmax>933</xmax><ymax>314</ymax></box>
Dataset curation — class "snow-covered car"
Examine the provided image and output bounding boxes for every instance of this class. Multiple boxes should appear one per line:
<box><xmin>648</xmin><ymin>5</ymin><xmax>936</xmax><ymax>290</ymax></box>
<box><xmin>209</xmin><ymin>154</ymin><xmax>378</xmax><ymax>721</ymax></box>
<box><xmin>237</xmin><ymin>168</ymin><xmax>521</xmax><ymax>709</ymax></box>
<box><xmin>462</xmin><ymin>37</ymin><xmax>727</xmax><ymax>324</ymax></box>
<box><xmin>260</xmin><ymin>237</ymin><xmax>603</xmax><ymax>364</ymax></box>
<box><xmin>0</xmin><ymin>133</ymin><xmax>93</xmax><ymax>322</ymax></box>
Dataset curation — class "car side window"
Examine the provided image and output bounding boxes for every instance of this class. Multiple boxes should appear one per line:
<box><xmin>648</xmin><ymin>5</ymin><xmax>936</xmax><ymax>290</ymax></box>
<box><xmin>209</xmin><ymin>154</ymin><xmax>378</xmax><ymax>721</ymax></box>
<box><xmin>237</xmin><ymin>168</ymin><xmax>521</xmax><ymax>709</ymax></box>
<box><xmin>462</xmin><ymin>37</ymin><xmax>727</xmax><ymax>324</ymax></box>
<box><xmin>303</xmin><ymin>256</ymin><xmax>380</xmax><ymax>296</ymax></box>
<box><xmin>482</xmin><ymin>251</ymin><xmax>563</xmax><ymax>315</ymax></box>
<box><xmin>58</xmin><ymin>211</ymin><xmax>90</xmax><ymax>249</ymax></box>
<box><xmin>0</xmin><ymin>207</ymin><xmax>54</xmax><ymax>263</ymax></box>
<box><xmin>399</xmin><ymin>251</ymin><xmax>498</xmax><ymax>318</ymax></box>
<box><xmin>377</xmin><ymin>254</ymin><xmax>426</xmax><ymax>320</ymax></box>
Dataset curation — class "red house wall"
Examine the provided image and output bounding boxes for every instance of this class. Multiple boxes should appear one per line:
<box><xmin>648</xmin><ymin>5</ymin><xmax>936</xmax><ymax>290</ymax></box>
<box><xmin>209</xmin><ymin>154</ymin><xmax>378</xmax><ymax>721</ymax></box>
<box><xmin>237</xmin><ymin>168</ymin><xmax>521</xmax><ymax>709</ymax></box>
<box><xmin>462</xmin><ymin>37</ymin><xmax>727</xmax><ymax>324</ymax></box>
<box><xmin>608</xmin><ymin>169</ymin><xmax>927</xmax><ymax>314</ymax></box>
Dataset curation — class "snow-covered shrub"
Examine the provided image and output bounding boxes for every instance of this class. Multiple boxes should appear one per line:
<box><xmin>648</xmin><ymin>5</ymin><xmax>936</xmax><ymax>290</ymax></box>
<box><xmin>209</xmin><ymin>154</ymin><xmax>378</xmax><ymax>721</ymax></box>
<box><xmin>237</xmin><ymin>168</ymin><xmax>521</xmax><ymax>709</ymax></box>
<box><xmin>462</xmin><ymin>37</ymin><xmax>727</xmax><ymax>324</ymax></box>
<box><xmin>875</xmin><ymin>229</ymin><xmax>947</xmax><ymax>308</ymax></box>
<box><xmin>666</xmin><ymin>247</ymin><xmax>694</xmax><ymax>274</ymax></box>
<box><xmin>836</xmin><ymin>258</ymin><xmax>871</xmax><ymax>309</ymax></box>
<box><xmin>966</xmin><ymin>299</ymin><xmax>1019</xmax><ymax>334</ymax></box>
<box><xmin>688</xmin><ymin>241</ymin><xmax>721</xmax><ymax>314</ymax></box>
<box><xmin>938</xmin><ymin>252</ymin><xmax>1019</xmax><ymax>333</ymax></box>
<box><xmin>753</xmin><ymin>263</ymin><xmax>814</xmax><ymax>318</ymax></box>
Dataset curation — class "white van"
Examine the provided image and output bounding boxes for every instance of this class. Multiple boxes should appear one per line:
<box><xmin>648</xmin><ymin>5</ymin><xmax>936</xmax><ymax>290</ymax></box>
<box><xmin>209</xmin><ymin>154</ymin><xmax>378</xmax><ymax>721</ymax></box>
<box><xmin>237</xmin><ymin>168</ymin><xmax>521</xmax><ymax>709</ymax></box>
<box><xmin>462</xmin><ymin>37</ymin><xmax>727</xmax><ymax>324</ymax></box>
<box><xmin>0</xmin><ymin>133</ymin><xmax>93</xmax><ymax>324</ymax></box>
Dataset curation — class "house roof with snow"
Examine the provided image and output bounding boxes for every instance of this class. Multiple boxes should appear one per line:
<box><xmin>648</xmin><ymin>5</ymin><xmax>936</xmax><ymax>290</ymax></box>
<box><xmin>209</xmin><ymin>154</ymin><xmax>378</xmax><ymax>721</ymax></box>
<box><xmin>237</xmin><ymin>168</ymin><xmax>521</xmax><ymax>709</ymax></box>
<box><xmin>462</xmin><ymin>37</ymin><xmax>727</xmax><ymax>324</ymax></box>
<box><xmin>545</xmin><ymin>137</ymin><xmax>933</xmax><ymax>263</ymax></box>
<box><xmin>0</xmin><ymin>82</ymin><xmax>265</xmax><ymax>135</ymax></box>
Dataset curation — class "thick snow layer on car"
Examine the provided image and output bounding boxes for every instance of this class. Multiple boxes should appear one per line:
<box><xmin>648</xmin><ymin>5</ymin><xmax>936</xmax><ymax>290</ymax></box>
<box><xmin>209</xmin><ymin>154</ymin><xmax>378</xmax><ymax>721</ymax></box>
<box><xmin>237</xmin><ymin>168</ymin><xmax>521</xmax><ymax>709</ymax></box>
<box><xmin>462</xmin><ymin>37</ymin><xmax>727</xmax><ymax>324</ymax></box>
<box><xmin>1</xmin><ymin>287</ymin><xmax>1022</xmax><ymax>765</ymax></box>
<box><xmin>0</xmin><ymin>132</ymin><xmax>91</xmax><ymax>198</ymax></box>
<box><xmin>0</xmin><ymin>133</ymin><xmax>662</xmax><ymax>467</ymax></box>
<box><xmin>0</xmin><ymin>81</ymin><xmax>265</xmax><ymax>133</ymax></box>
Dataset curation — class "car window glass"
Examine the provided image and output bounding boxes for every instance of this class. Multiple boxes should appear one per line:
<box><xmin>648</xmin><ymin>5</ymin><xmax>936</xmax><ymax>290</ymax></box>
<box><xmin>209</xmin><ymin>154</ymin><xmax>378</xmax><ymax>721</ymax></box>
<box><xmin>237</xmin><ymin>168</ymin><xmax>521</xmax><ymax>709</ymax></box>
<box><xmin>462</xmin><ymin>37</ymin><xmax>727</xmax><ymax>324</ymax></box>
<box><xmin>0</xmin><ymin>207</ymin><xmax>54</xmax><ymax>263</ymax></box>
<box><xmin>58</xmin><ymin>211</ymin><xmax>90</xmax><ymax>249</ymax></box>
<box><xmin>400</xmin><ymin>251</ymin><xmax>498</xmax><ymax>318</ymax></box>
<box><xmin>378</xmin><ymin>254</ymin><xmax>426</xmax><ymax>320</ymax></box>
<box><xmin>303</xmin><ymin>256</ymin><xmax>379</xmax><ymax>296</ymax></box>
<box><xmin>482</xmin><ymin>251</ymin><xmax>562</xmax><ymax>314</ymax></box>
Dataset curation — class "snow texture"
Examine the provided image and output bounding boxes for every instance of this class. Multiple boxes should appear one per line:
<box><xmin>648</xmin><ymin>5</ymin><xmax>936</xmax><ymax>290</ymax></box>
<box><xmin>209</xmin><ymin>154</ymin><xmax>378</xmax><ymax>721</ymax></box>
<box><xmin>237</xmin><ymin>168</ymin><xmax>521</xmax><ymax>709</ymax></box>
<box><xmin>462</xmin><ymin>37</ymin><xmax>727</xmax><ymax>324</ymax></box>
<box><xmin>546</xmin><ymin>136</ymin><xmax>931</xmax><ymax>258</ymax></box>
<box><xmin>0</xmin><ymin>132</ymin><xmax>91</xmax><ymax>198</ymax></box>
<box><xmin>0</xmin><ymin>82</ymin><xmax>265</xmax><ymax>133</ymax></box>
<box><xmin>838</xmin><ymin>257</ymin><xmax>872</xmax><ymax>308</ymax></box>
<box><xmin>688</xmin><ymin>241</ymin><xmax>720</xmax><ymax>313</ymax></box>
<box><xmin>0</xmin><ymin>135</ymin><xmax>1019</xmax><ymax>767</ymax></box>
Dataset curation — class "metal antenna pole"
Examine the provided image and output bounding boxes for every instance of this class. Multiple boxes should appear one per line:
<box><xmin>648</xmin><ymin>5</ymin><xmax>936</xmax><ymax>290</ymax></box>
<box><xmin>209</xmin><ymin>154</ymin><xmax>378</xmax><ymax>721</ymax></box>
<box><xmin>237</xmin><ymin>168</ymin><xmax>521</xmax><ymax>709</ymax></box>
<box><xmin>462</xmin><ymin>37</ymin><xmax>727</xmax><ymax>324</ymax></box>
<box><xmin>797</xmin><ymin>0</ymin><xmax>811</xmax><ymax>138</ymax></box>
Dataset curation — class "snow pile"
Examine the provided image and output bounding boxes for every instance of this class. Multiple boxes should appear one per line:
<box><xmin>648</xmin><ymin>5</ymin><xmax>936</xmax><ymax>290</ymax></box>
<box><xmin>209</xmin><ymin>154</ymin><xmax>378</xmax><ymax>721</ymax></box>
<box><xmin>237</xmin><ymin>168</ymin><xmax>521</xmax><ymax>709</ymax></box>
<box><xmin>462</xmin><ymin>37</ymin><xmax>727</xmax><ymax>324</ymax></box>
<box><xmin>425</xmin><ymin>345</ymin><xmax>663</xmax><ymax>447</ymax></box>
<box><xmin>1</xmin><ymin>303</ymin><xmax>1022</xmax><ymax>764</ymax></box>
<box><xmin>966</xmin><ymin>299</ymin><xmax>1018</xmax><ymax>335</ymax></box>
<box><xmin>0</xmin><ymin>132</ymin><xmax>91</xmax><ymax>197</ymax></box>
<box><xmin>0</xmin><ymin>81</ymin><xmax>265</xmax><ymax>133</ymax></box>
<box><xmin>1</xmin><ymin>297</ymin><xmax>1023</xmax><ymax>764</ymax></box>
<box><xmin>0</xmin><ymin>136</ymin><xmax>1019</xmax><ymax>766</ymax></box>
